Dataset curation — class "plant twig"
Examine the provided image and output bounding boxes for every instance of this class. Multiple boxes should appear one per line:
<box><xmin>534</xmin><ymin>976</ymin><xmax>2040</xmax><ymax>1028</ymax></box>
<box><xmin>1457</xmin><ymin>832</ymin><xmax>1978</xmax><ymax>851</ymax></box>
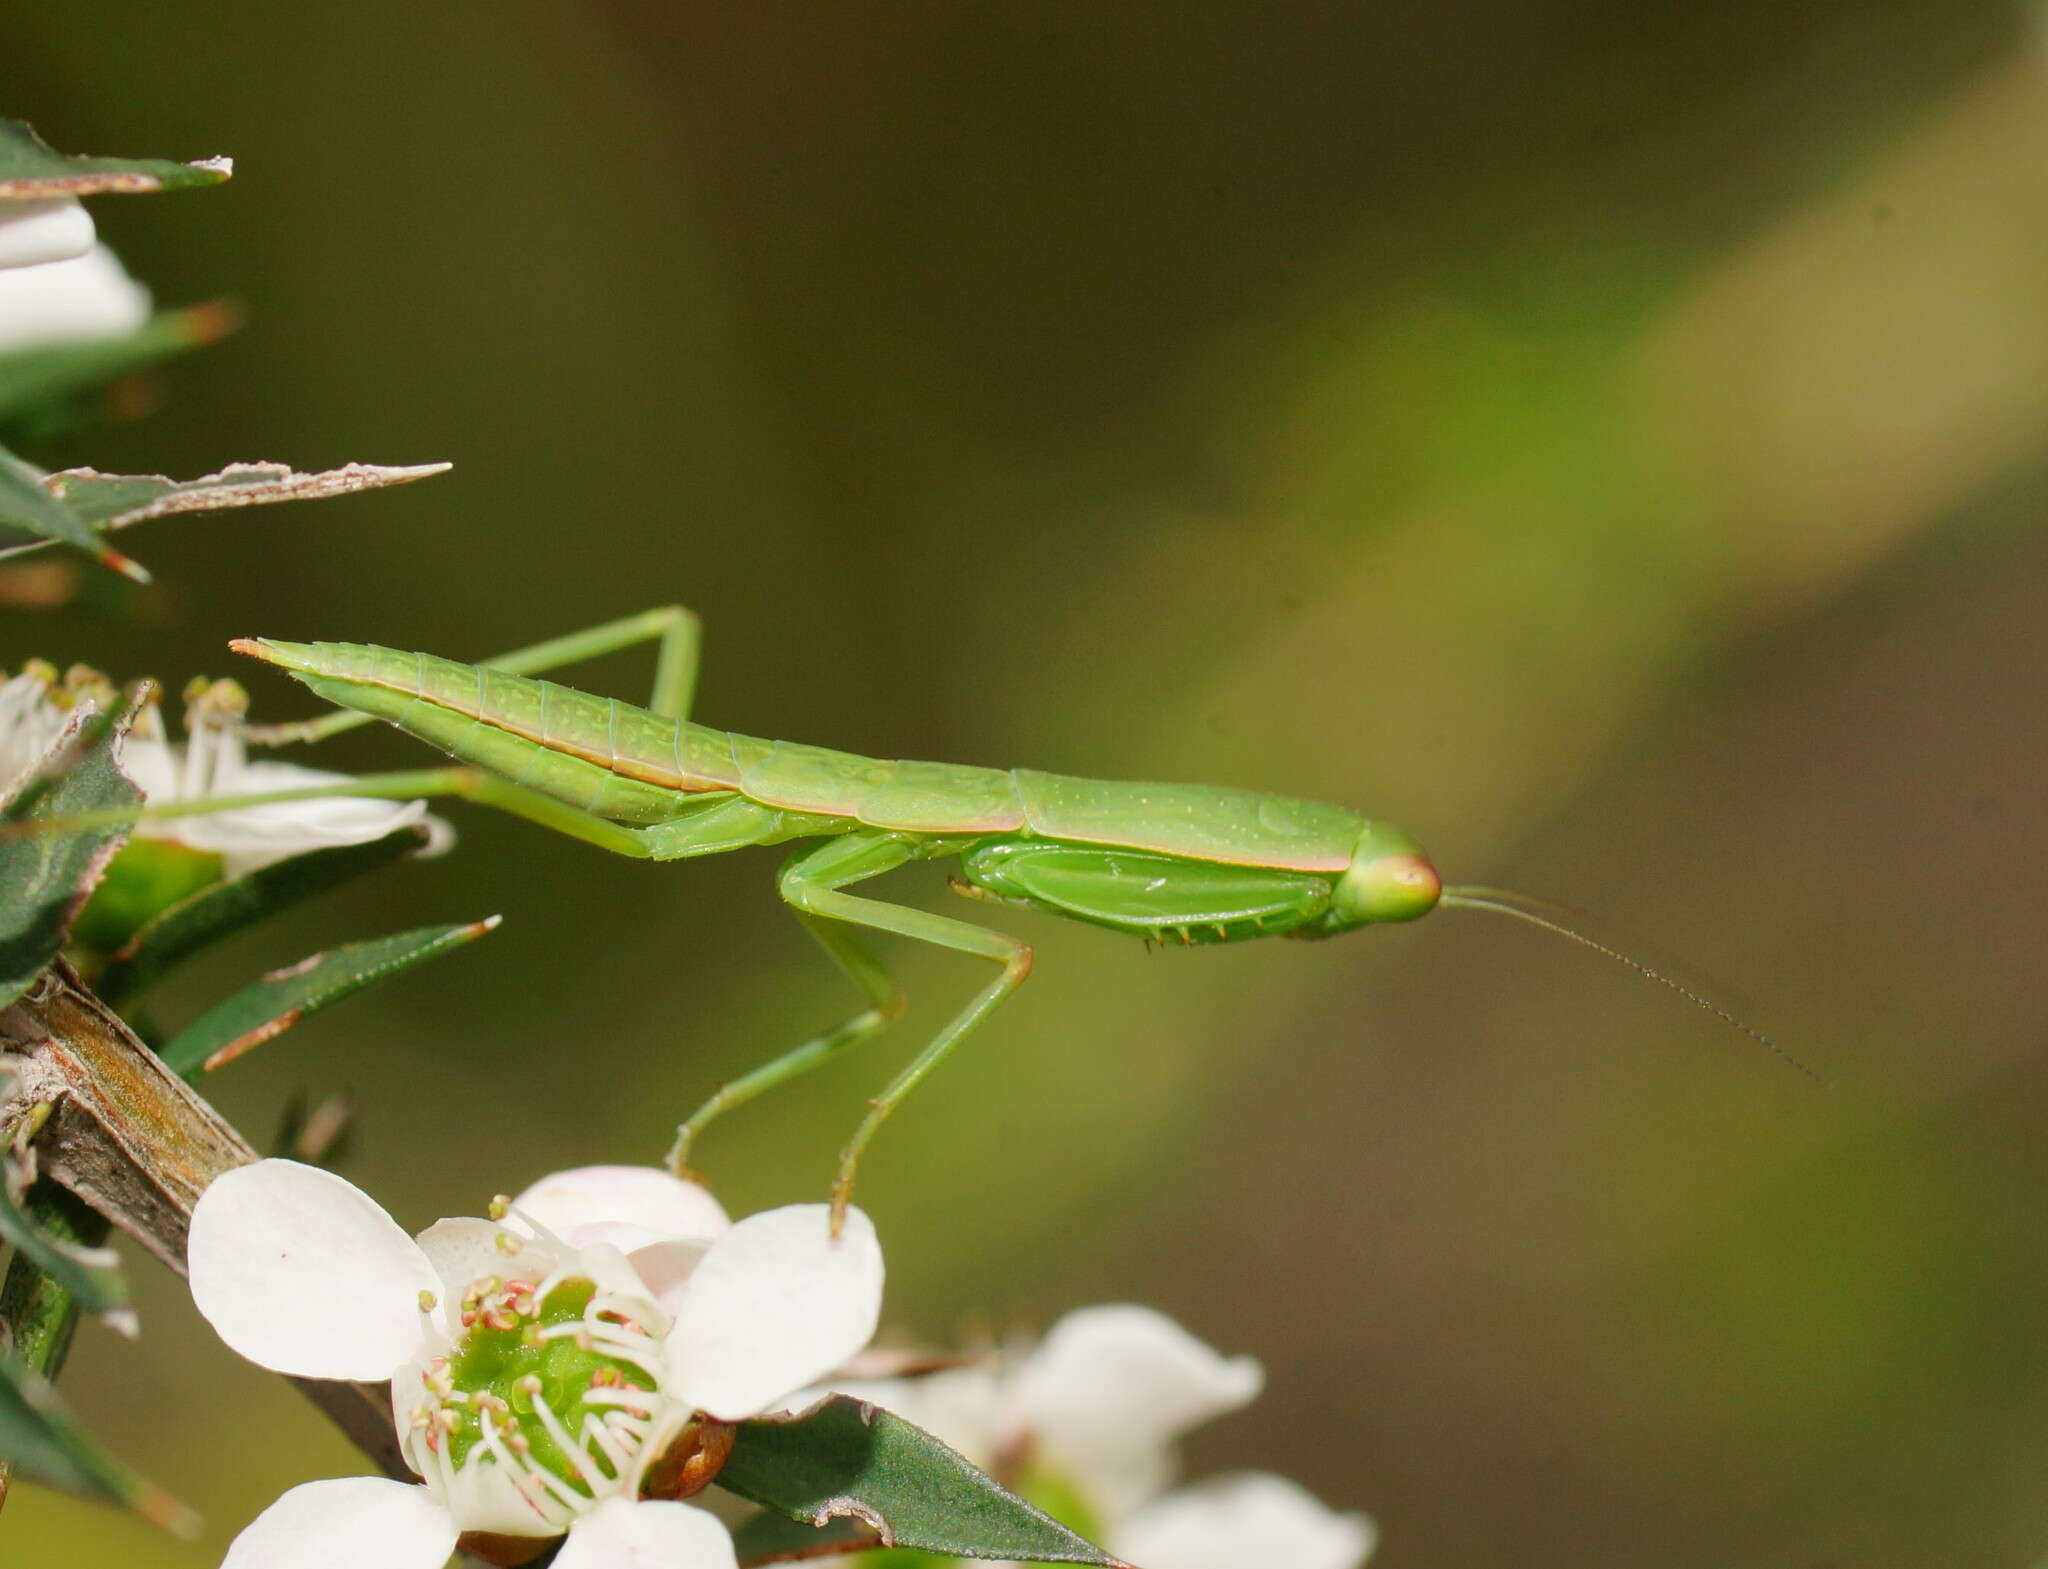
<box><xmin>0</xmin><ymin>959</ymin><xmax>407</xmax><ymax>1478</ymax></box>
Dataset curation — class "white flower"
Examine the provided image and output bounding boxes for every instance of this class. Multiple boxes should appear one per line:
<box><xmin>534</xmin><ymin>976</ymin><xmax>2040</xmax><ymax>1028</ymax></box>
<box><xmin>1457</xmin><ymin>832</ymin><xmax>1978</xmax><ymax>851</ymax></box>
<box><xmin>0</xmin><ymin>242</ymin><xmax>149</xmax><ymax>354</ymax></box>
<box><xmin>1110</xmin><ymin>1472</ymin><xmax>1376</xmax><ymax>1569</ymax></box>
<box><xmin>831</xmin><ymin>1304</ymin><xmax>1263</xmax><ymax>1523</ymax></box>
<box><xmin>0</xmin><ymin>196</ymin><xmax>96</xmax><ymax>270</ymax></box>
<box><xmin>822</xmin><ymin>1306</ymin><xmax>1372</xmax><ymax>1569</ymax></box>
<box><xmin>0</xmin><ymin>665</ymin><xmax>74</xmax><ymax>794</ymax></box>
<box><xmin>119</xmin><ymin>686</ymin><xmax>453</xmax><ymax>875</ymax></box>
<box><xmin>0</xmin><ymin>666</ymin><xmax>451</xmax><ymax>878</ymax></box>
<box><xmin>189</xmin><ymin>1160</ymin><xmax>885</xmax><ymax>1568</ymax></box>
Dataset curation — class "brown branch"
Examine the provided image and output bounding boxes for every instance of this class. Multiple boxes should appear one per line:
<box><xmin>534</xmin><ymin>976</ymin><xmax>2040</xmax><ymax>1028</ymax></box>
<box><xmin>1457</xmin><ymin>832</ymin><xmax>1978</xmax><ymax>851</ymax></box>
<box><xmin>0</xmin><ymin>959</ymin><xmax>408</xmax><ymax>1478</ymax></box>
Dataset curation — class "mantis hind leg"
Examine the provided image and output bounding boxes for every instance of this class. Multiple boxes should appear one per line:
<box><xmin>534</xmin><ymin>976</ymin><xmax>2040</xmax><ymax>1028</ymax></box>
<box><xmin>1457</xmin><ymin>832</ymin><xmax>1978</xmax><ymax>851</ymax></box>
<box><xmin>826</xmin><ymin>914</ymin><xmax>1031</xmax><ymax>1231</ymax></box>
<box><xmin>667</xmin><ymin>833</ymin><xmax>915</xmax><ymax>1181</ymax></box>
<box><xmin>668</xmin><ymin>936</ymin><xmax>904</xmax><ymax>1178</ymax></box>
<box><xmin>667</xmin><ymin>830</ymin><xmax>1033</xmax><ymax>1232</ymax></box>
<box><xmin>243</xmin><ymin>604</ymin><xmax>701</xmax><ymax>746</ymax></box>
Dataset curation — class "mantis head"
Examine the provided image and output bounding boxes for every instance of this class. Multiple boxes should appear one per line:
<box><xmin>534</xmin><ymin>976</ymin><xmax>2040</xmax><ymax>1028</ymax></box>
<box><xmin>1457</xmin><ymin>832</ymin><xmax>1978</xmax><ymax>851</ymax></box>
<box><xmin>1329</xmin><ymin>825</ymin><xmax>1442</xmax><ymax>928</ymax></box>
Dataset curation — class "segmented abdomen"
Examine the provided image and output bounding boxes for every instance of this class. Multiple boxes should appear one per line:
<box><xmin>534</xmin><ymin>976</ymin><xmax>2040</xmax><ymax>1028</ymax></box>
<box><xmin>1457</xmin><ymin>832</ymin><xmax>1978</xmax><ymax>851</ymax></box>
<box><xmin>272</xmin><ymin>642</ymin><xmax>1365</xmax><ymax>868</ymax></box>
<box><xmin>700</xmin><ymin>732</ymin><xmax>1361</xmax><ymax>867</ymax></box>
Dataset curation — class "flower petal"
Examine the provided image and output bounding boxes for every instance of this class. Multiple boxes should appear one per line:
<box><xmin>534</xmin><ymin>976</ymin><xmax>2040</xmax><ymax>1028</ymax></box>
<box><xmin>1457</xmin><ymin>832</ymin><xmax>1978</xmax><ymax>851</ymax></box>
<box><xmin>114</xmin><ymin>712</ymin><xmax>181</xmax><ymax>802</ymax></box>
<box><xmin>577</xmin><ymin>1237</ymin><xmax>672</xmax><ymax>1313</ymax></box>
<box><xmin>513</xmin><ymin>1165</ymin><xmax>729</xmax><ymax>1244</ymax></box>
<box><xmin>665</xmin><ymin>1205</ymin><xmax>883</xmax><ymax>1420</ymax></box>
<box><xmin>0</xmin><ymin>674</ymin><xmax>75</xmax><ymax>800</ymax></box>
<box><xmin>618</xmin><ymin>1234</ymin><xmax>714</xmax><ymax>1313</ymax></box>
<box><xmin>188</xmin><ymin>1160</ymin><xmax>438</xmax><ymax>1379</ymax></box>
<box><xmin>172</xmin><ymin>759</ymin><xmax>439</xmax><ymax>874</ymax></box>
<box><xmin>0</xmin><ymin>245</ymin><xmax>150</xmax><ymax>354</ymax></box>
<box><xmin>221</xmin><ymin>1478</ymin><xmax>459</xmax><ymax>1569</ymax></box>
<box><xmin>553</xmin><ymin>1498</ymin><xmax>738</xmax><ymax>1569</ymax></box>
<box><xmin>0</xmin><ymin>197</ymin><xmax>95</xmax><ymax>270</ymax></box>
<box><xmin>1109</xmin><ymin>1473</ymin><xmax>1377</xmax><ymax>1569</ymax></box>
<box><xmin>1014</xmin><ymin>1305</ymin><xmax>1263</xmax><ymax>1517</ymax></box>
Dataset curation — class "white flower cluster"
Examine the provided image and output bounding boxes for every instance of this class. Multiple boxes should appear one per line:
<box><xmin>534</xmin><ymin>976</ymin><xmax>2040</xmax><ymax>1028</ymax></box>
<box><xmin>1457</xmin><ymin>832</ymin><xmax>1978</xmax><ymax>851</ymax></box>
<box><xmin>824</xmin><ymin>1305</ymin><xmax>1376</xmax><ymax>1569</ymax></box>
<box><xmin>189</xmin><ymin>1159</ymin><xmax>1375</xmax><ymax>1569</ymax></box>
<box><xmin>192</xmin><ymin>1161</ymin><xmax>885</xmax><ymax>1568</ymax></box>
<box><xmin>0</xmin><ymin>665</ymin><xmax>449</xmax><ymax>876</ymax></box>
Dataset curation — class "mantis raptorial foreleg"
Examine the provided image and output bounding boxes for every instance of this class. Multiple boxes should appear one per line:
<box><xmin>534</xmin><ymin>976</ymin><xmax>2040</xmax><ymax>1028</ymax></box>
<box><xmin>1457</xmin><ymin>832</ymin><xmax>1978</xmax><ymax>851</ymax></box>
<box><xmin>243</xmin><ymin>604</ymin><xmax>702</xmax><ymax>746</ymax></box>
<box><xmin>60</xmin><ymin>766</ymin><xmax>670</xmax><ymax>857</ymax></box>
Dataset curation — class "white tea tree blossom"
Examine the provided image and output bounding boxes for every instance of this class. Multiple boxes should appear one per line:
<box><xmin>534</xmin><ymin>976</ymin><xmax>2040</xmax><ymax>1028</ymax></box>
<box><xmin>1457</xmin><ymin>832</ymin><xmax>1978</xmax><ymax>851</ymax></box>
<box><xmin>0</xmin><ymin>662</ymin><xmax>72</xmax><ymax>788</ymax></box>
<box><xmin>0</xmin><ymin>240</ymin><xmax>149</xmax><ymax>352</ymax></box>
<box><xmin>0</xmin><ymin>666</ymin><xmax>449</xmax><ymax>948</ymax></box>
<box><xmin>188</xmin><ymin>1159</ymin><xmax>885</xmax><ymax>1568</ymax></box>
<box><xmin>0</xmin><ymin>194</ymin><xmax>96</xmax><ymax>270</ymax></box>
<box><xmin>825</xmin><ymin>1304</ymin><xmax>1375</xmax><ymax>1569</ymax></box>
<box><xmin>1110</xmin><ymin>1471</ymin><xmax>1377</xmax><ymax>1569</ymax></box>
<box><xmin>116</xmin><ymin>676</ymin><xmax>453</xmax><ymax>876</ymax></box>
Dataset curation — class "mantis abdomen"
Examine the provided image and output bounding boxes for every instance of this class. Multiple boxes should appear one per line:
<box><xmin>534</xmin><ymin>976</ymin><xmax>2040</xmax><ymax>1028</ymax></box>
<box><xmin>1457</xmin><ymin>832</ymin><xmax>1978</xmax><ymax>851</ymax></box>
<box><xmin>251</xmin><ymin>639</ymin><xmax>1371</xmax><ymax>872</ymax></box>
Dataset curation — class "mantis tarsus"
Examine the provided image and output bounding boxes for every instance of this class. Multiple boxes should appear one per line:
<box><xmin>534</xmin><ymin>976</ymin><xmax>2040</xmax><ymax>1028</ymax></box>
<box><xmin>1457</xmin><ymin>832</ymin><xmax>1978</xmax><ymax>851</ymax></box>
<box><xmin>47</xmin><ymin>607</ymin><xmax>1801</xmax><ymax>1227</ymax></box>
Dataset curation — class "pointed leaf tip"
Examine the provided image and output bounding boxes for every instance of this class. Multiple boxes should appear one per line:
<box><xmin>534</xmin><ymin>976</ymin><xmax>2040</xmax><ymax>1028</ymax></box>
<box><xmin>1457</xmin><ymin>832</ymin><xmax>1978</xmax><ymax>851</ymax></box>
<box><xmin>97</xmin><ymin>825</ymin><xmax>435</xmax><ymax>1007</ymax></box>
<box><xmin>0</xmin><ymin>120</ymin><xmax>233</xmax><ymax>198</ymax></box>
<box><xmin>162</xmin><ymin>920</ymin><xmax>499</xmax><ymax>1079</ymax></box>
<box><xmin>722</xmin><ymin>1395</ymin><xmax>1127</xmax><ymax>1566</ymax></box>
<box><xmin>0</xmin><ymin>302</ymin><xmax>239</xmax><ymax>431</ymax></box>
<box><xmin>178</xmin><ymin>299</ymin><xmax>238</xmax><ymax>342</ymax></box>
<box><xmin>0</xmin><ymin>451</ymin><xmax>444</xmax><ymax>570</ymax></box>
<box><xmin>0</xmin><ymin>1352</ymin><xmax>198</xmax><ymax>1534</ymax></box>
<box><xmin>97</xmin><ymin>545</ymin><xmax>149</xmax><ymax>583</ymax></box>
<box><xmin>201</xmin><ymin>1008</ymin><xmax>303</xmax><ymax>1072</ymax></box>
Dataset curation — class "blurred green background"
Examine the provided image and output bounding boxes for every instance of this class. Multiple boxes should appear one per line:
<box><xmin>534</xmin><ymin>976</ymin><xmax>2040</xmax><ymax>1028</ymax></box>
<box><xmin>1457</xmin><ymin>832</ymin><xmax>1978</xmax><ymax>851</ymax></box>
<box><xmin>7</xmin><ymin>3</ymin><xmax>2048</xmax><ymax>1564</ymax></box>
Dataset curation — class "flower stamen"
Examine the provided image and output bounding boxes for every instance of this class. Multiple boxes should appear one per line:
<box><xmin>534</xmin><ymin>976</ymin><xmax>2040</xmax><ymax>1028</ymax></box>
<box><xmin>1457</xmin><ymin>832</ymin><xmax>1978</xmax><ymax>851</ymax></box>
<box><xmin>397</xmin><ymin>1266</ymin><xmax>673</xmax><ymax>1535</ymax></box>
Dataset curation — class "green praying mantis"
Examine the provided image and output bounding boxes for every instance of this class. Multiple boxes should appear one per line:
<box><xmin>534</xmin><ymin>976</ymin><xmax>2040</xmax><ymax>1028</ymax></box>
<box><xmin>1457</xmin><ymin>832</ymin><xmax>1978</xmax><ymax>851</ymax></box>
<box><xmin>30</xmin><ymin>607</ymin><xmax>1799</xmax><ymax>1228</ymax></box>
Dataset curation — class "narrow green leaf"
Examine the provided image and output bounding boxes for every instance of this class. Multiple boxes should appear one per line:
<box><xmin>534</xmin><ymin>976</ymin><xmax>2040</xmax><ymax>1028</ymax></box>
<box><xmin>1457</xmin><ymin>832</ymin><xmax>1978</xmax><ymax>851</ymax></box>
<box><xmin>720</xmin><ymin>1396</ymin><xmax>1130</xmax><ymax>1567</ymax></box>
<box><xmin>48</xmin><ymin>461</ymin><xmax>451</xmax><ymax>528</ymax></box>
<box><xmin>0</xmin><ymin>460</ymin><xmax>452</xmax><ymax>568</ymax></box>
<box><xmin>161</xmin><ymin>919</ymin><xmax>500</xmax><ymax>1078</ymax></box>
<box><xmin>0</xmin><ymin>1088</ymin><xmax>128</xmax><ymax>1323</ymax></box>
<box><xmin>0</xmin><ymin>120</ymin><xmax>230</xmax><ymax>197</ymax></box>
<box><xmin>0</xmin><ymin>303</ymin><xmax>235</xmax><ymax>427</ymax></box>
<box><xmin>0</xmin><ymin>1191</ymin><xmax>127</xmax><ymax>1325</ymax></box>
<box><xmin>0</xmin><ymin>446</ymin><xmax>147</xmax><ymax>580</ymax></box>
<box><xmin>0</xmin><ymin>1173</ymin><xmax>102</xmax><ymax>1374</ymax></box>
<box><xmin>97</xmin><ymin>825</ymin><xmax>434</xmax><ymax>1007</ymax></box>
<box><xmin>0</xmin><ymin>1351</ymin><xmax>198</xmax><ymax>1534</ymax></box>
<box><xmin>0</xmin><ymin>703</ymin><xmax>139</xmax><ymax>1012</ymax></box>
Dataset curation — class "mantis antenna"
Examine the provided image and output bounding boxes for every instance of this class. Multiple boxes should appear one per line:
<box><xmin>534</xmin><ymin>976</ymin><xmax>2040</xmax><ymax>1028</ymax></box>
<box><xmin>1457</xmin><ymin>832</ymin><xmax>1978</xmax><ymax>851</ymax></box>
<box><xmin>1438</xmin><ymin>885</ymin><xmax>1824</xmax><ymax>1085</ymax></box>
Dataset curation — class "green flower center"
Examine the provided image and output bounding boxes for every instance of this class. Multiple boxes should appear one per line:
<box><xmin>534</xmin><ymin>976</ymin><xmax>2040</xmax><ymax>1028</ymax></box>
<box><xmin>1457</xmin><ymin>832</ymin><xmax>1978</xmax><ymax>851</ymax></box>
<box><xmin>405</xmin><ymin>1272</ymin><xmax>669</xmax><ymax>1525</ymax></box>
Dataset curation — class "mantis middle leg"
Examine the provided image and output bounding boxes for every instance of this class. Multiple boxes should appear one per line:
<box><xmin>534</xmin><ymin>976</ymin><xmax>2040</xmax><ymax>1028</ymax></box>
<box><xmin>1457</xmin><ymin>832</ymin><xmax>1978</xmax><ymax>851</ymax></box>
<box><xmin>243</xmin><ymin>604</ymin><xmax>701</xmax><ymax>746</ymax></box>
